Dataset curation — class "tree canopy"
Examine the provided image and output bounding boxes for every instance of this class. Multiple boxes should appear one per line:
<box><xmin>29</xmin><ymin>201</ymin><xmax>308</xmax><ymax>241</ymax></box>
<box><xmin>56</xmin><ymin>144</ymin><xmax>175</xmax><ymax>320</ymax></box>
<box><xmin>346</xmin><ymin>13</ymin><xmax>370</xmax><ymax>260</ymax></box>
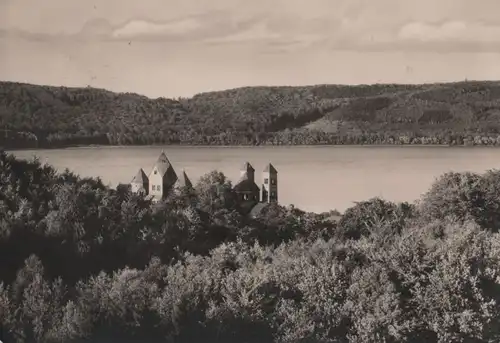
<box><xmin>3</xmin><ymin>81</ymin><xmax>500</xmax><ymax>149</ymax></box>
<box><xmin>2</xmin><ymin>150</ymin><xmax>500</xmax><ymax>342</ymax></box>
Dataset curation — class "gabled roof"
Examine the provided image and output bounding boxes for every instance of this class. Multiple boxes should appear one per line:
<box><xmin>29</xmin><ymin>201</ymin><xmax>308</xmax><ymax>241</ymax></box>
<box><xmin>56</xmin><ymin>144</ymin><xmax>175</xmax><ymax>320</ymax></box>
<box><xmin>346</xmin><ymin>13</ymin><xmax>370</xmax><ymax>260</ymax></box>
<box><xmin>240</xmin><ymin>162</ymin><xmax>255</xmax><ymax>172</ymax></box>
<box><xmin>263</xmin><ymin>163</ymin><xmax>278</xmax><ymax>174</ymax></box>
<box><xmin>149</xmin><ymin>151</ymin><xmax>178</xmax><ymax>186</ymax></box>
<box><xmin>237</xmin><ymin>171</ymin><xmax>251</xmax><ymax>183</ymax></box>
<box><xmin>131</xmin><ymin>168</ymin><xmax>148</xmax><ymax>184</ymax></box>
<box><xmin>154</xmin><ymin>151</ymin><xmax>175</xmax><ymax>176</ymax></box>
<box><xmin>175</xmin><ymin>169</ymin><xmax>193</xmax><ymax>189</ymax></box>
<box><xmin>235</xmin><ymin>167</ymin><xmax>259</xmax><ymax>191</ymax></box>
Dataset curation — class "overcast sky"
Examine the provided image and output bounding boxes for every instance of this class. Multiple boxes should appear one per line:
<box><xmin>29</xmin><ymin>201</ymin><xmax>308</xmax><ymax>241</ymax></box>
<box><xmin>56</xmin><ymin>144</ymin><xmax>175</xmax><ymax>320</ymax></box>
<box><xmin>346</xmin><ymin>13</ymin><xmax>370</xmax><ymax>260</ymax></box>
<box><xmin>1</xmin><ymin>0</ymin><xmax>500</xmax><ymax>98</ymax></box>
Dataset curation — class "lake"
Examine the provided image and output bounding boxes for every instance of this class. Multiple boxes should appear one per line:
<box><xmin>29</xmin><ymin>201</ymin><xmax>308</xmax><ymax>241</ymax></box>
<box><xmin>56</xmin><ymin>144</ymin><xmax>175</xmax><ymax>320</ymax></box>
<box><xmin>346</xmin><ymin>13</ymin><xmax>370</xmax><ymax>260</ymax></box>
<box><xmin>8</xmin><ymin>145</ymin><xmax>500</xmax><ymax>213</ymax></box>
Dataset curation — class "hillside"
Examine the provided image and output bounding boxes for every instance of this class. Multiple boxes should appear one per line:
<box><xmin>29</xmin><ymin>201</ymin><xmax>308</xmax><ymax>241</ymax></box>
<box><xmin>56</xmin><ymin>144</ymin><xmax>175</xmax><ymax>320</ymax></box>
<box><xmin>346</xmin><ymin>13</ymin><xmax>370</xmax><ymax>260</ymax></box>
<box><xmin>2</xmin><ymin>80</ymin><xmax>500</xmax><ymax>148</ymax></box>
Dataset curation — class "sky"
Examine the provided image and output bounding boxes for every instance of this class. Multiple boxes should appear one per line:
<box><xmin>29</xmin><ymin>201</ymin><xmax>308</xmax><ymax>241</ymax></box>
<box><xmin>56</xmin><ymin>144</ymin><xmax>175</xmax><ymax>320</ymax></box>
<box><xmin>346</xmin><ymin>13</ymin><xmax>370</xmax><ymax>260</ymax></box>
<box><xmin>1</xmin><ymin>0</ymin><xmax>500</xmax><ymax>98</ymax></box>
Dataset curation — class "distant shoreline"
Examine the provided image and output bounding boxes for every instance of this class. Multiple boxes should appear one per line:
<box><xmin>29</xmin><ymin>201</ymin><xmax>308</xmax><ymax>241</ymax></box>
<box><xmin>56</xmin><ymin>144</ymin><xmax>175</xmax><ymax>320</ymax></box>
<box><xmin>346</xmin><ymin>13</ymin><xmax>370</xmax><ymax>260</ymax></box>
<box><xmin>4</xmin><ymin>143</ymin><xmax>495</xmax><ymax>152</ymax></box>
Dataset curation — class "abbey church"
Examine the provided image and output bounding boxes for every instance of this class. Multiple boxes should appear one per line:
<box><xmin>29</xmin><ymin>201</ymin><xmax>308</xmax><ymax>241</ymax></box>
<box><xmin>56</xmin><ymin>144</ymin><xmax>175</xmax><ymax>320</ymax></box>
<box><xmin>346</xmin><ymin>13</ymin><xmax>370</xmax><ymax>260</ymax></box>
<box><xmin>130</xmin><ymin>151</ymin><xmax>278</xmax><ymax>213</ymax></box>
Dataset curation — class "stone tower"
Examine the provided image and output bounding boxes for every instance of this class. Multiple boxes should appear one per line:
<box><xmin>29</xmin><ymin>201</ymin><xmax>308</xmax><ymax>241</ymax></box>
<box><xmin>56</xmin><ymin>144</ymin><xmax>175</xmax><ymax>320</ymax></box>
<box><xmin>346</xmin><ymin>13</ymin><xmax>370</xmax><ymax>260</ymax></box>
<box><xmin>239</xmin><ymin>162</ymin><xmax>255</xmax><ymax>182</ymax></box>
<box><xmin>234</xmin><ymin>162</ymin><xmax>260</xmax><ymax>211</ymax></box>
<box><xmin>173</xmin><ymin>169</ymin><xmax>193</xmax><ymax>193</ymax></box>
<box><xmin>130</xmin><ymin>168</ymin><xmax>149</xmax><ymax>195</ymax></box>
<box><xmin>147</xmin><ymin>151</ymin><xmax>178</xmax><ymax>201</ymax></box>
<box><xmin>261</xmin><ymin>163</ymin><xmax>278</xmax><ymax>203</ymax></box>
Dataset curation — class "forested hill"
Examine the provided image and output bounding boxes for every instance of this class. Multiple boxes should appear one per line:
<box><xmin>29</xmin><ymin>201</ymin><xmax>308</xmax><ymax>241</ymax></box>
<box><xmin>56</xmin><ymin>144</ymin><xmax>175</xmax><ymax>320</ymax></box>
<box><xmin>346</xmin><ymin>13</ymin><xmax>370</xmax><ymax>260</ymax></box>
<box><xmin>2</xmin><ymin>80</ymin><xmax>500</xmax><ymax>149</ymax></box>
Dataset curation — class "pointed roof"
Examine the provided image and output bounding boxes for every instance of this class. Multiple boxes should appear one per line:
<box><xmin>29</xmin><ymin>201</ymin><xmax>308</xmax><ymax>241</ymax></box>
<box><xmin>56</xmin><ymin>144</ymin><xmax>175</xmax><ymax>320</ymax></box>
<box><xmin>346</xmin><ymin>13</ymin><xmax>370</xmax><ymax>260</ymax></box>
<box><xmin>234</xmin><ymin>175</ymin><xmax>260</xmax><ymax>192</ymax></box>
<box><xmin>131</xmin><ymin>168</ymin><xmax>148</xmax><ymax>184</ymax></box>
<box><xmin>236</xmin><ymin>161</ymin><xmax>257</xmax><ymax>189</ymax></box>
<box><xmin>175</xmin><ymin>169</ymin><xmax>193</xmax><ymax>189</ymax></box>
<box><xmin>234</xmin><ymin>180</ymin><xmax>260</xmax><ymax>193</ymax></box>
<box><xmin>240</xmin><ymin>162</ymin><xmax>255</xmax><ymax>172</ymax></box>
<box><xmin>263</xmin><ymin>163</ymin><xmax>278</xmax><ymax>174</ymax></box>
<box><xmin>153</xmin><ymin>151</ymin><xmax>176</xmax><ymax>177</ymax></box>
<box><xmin>237</xmin><ymin>172</ymin><xmax>251</xmax><ymax>183</ymax></box>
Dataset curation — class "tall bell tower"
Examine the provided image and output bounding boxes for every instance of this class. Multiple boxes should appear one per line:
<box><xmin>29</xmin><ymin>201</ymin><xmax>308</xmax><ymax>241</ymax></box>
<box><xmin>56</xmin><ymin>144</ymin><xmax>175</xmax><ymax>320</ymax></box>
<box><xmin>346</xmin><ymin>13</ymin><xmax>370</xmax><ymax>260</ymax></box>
<box><xmin>261</xmin><ymin>163</ymin><xmax>278</xmax><ymax>203</ymax></box>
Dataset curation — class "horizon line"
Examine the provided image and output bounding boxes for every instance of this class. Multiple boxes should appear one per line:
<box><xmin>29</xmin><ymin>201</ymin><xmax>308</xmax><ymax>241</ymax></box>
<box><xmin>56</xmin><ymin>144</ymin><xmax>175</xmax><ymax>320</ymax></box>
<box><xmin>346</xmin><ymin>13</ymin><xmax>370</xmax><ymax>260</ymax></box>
<box><xmin>1</xmin><ymin>77</ymin><xmax>499</xmax><ymax>100</ymax></box>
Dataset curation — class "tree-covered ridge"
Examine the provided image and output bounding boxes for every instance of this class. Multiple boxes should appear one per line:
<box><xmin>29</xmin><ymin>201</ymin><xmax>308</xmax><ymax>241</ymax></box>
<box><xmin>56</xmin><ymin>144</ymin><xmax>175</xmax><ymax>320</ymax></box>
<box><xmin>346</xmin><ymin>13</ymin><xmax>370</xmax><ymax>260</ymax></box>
<box><xmin>2</xmin><ymin>151</ymin><xmax>500</xmax><ymax>342</ymax></box>
<box><xmin>2</xmin><ymin>80</ymin><xmax>500</xmax><ymax>148</ymax></box>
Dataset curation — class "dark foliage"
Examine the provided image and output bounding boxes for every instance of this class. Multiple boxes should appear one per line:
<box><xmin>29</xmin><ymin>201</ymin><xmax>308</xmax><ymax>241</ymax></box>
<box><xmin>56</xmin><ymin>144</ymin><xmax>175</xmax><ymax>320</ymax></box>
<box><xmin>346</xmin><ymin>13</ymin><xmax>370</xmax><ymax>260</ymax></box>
<box><xmin>3</xmin><ymin>81</ymin><xmax>500</xmax><ymax>149</ymax></box>
<box><xmin>2</xmin><ymin>151</ymin><xmax>500</xmax><ymax>343</ymax></box>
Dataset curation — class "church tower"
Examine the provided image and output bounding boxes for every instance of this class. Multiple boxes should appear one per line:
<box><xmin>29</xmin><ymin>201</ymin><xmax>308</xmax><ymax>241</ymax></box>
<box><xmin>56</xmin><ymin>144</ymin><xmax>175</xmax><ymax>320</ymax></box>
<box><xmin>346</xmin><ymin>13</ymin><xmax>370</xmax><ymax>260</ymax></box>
<box><xmin>148</xmin><ymin>151</ymin><xmax>178</xmax><ymax>201</ymax></box>
<box><xmin>261</xmin><ymin>163</ymin><xmax>278</xmax><ymax>203</ymax></box>
<box><xmin>130</xmin><ymin>168</ymin><xmax>149</xmax><ymax>195</ymax></box>
<box><xmin>234</xmin><ymin>161</ymin><xmax>260</xmax><ymax>208</ymax></box>
<box><xmin>239</xmin><ymin>162</ymin><xmax>255</xmax><ymax>182</ymax></box>
<box><xmin>173</xmin><ymin>169</ymin><xmax>193</xmax><ymax>193</ymax></box>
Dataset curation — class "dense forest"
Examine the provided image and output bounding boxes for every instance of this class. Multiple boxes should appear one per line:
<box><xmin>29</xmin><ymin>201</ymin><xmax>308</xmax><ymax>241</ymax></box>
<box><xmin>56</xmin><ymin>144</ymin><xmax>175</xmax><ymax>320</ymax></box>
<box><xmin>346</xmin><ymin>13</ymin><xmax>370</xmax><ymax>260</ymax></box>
<box><xmin>2</xmin><ymin>80</ymin><xmax>500</xmax><ymax>149</ymax></box>
<box><xmin>2</xmin><ymin>150</ymin><xmax>500</xmax><ymax>342</ymax></box>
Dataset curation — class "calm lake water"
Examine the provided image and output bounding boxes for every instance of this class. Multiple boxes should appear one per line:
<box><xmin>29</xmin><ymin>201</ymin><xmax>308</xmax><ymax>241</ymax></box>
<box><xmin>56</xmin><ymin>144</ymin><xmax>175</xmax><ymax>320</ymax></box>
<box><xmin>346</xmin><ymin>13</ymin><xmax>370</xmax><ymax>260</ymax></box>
<box><xmin>9</xmin><ymin>145</ymin><xmax>500</xmax><ymax>213</ymax></box>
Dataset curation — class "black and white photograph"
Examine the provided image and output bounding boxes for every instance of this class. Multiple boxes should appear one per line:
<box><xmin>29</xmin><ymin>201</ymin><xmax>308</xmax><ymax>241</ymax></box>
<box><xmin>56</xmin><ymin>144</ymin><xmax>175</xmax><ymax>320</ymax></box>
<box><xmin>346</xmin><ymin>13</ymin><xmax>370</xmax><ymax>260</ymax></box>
<box><xmin>2</xmin><ymin>0</ymin><xmax>500</xmax><ymax>342</ymax></box>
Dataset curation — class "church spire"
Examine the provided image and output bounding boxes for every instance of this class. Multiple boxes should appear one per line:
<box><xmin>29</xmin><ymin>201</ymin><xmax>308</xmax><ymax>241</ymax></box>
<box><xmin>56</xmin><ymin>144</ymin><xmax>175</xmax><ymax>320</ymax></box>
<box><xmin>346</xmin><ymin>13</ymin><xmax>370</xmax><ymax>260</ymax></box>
<box><xmin>175</xmin><ymin>169</ymin><xmax>193</xmax><ymax>189</ymax></box>
<box><xmin>239</xmin><ymin>161</ymin><xmax>255</xmax><ymax>182</ymax></box>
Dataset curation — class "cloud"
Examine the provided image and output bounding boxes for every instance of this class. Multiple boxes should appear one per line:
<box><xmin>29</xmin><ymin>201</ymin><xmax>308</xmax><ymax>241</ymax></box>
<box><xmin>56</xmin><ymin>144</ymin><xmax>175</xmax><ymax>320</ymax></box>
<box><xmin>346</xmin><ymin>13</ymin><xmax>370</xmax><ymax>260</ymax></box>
<box><xmin>0</xmin><ymin>28</ymin><xmax>58</xmax><ymax>42</ymax></box>
<box><xmin>204</xmin><ymin>22</ymin><xmax>281</xmax><ymax>44</ymax></box>
<box><xmin>80</xmin><ymin>18</ymin><xmax>114</xmax><ymax>38</ymax></box>
<box><xmin>398</xmin><ymin>21</ymin><xmax>500</xmax><ymax>43</ymax></box>
<box><xmin>203</xmin><ymin>16</ymin><xmax>330</xmax><ymax>51</ymax></box>
<box><xmin>3</xmin><ymin>0</ymin><xmax>500</xmax><ymax>54</ymax></box>
<box><xmin>111</xmin><ymin>18</ymin><xmax>202</xmax><ymax>39</ymax></box>
<box><xmin>309</xmin><ymin>19</ymin><xmax>500</xmax><ymax>53</ymax></box>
